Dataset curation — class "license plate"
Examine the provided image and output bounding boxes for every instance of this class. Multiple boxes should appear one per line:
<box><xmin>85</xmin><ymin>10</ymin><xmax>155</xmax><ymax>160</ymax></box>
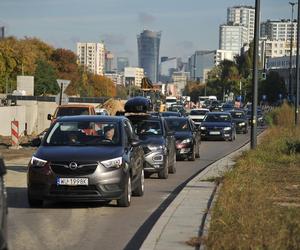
<box><xmin>56</xmin><ymin>178</ymin><xmax>88</xmax><ymax>186</ymax></box>
<box><xmin>209</xmin><ymin>131</ymin><xmax>221</xmax><ymax>135</ymax></box>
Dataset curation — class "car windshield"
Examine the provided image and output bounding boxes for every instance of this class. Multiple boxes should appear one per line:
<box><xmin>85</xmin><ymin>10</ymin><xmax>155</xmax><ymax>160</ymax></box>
<box><xmin>190</xmin><ymin>110</ymin><xmax>208</xmax><ymax>115</ymax></box>
<box><xmin>131</xmin><ymin>120</ymin><xmax>162</xmax><ymax>136</ymax></box>
<box><xmin>44</xmin><ymin>121</ymin><xmax>120</xmax><ymax>146</ymax></box>
<box><xmin>56</xmin><ymin>107</ymin><xmax>89</xmax><ymax>117</ymax></box>
<box><xmin>161</xmin><ymin>112</ymin><xmax>180</xmax><ymax>117</ymax></box>
<box><xmin>222</xmin><ymin>104</ymin><xmax>233</xmax><ymax>109</ymax></box>
<box><xmin>204</xmin><ymin>114</ymin><xmax>231</xmax><ymax>122</ymax></box>
<box><xmin>166</xmin><ymin>119</ymin><xmax>190</xmax><ymax>132</ymax></box>
<box><xmin>230</xmin><ymin>111</ymin><xmax>245</xmax><ymax>119</ymax></box>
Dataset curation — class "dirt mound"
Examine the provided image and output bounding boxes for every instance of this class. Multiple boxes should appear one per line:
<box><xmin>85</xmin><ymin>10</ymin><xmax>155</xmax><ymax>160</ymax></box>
<box><xmin>98</xmin><ymin>98</ymin><xmax>125</xmax><ymax>116</ymax></box>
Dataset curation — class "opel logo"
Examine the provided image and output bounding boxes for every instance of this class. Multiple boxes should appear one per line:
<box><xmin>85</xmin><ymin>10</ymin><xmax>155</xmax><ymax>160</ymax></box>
<box><xmin>69</xmin><ymin>162</ymin><xmax>78</xmax><ymax>170</ymax></box>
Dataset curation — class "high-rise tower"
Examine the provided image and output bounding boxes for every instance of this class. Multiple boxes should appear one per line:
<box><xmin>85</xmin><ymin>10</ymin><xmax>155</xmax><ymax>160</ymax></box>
<box><xmin>137</xmin><ymin>30</ymin><xmax>161</xmax><ymax>83</ymax></box>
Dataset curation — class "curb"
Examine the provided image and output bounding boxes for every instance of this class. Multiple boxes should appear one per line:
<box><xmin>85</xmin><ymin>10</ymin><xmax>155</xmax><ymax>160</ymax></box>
<box><xmin>140</xmin><ymin>131</ymin><xmax>268</xmax><ymax>250</ymax></box>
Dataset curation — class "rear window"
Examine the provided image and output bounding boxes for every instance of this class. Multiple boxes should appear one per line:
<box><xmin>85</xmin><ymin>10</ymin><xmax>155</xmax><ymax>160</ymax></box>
<box><xmin>56</xmin><ymin>107</ymin><xmax>89</xmax><ymax>117</ymax></box>
<box><xmin>190</xmin><ymin>110</ymin><xmax>208</xmax><ymax>115</ymax></box>
<box><xmin>204</xmin><ymin>114</ymin><xmax>231</xmax><ymax>122</ymax></box>
<box><xmin>131</xmin><ymin>120</ymin><xmax>162</xmax><ymax>136</ymax></box>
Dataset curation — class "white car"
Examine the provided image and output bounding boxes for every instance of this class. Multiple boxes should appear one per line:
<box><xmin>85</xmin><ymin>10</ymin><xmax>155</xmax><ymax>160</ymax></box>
<box><xmin>188</xmin><ymin>108</ymin><xmax>210</xmax><ymax>127</ymax></box>
<box><xmin>95</xmin><ymin>108</ymin><xmax>110</xmax><ymax>116</ymax></box>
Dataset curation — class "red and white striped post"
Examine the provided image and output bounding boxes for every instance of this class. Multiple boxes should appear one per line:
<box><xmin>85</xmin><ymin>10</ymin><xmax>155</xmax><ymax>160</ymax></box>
<box><xmin>11</xmin><ymin>120</ymin><xmax>19</xmax><ymax>148</ymax></box>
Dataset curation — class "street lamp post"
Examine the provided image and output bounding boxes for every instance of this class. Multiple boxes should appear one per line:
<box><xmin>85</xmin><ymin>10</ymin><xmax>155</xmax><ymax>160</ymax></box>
<box><xmin>289</xmin><ymin>2</ymin><xmax>297</xmax><ymax>102</ymax></box>
<box><xmin>295</xmin><ymin>0</ymin><xmax>300</xmax><ymax>125</ymax></box>
<box><xmin>251</xmin><ymin>0</ymin><xmax>260</xmax><ymax>149</ymax></box>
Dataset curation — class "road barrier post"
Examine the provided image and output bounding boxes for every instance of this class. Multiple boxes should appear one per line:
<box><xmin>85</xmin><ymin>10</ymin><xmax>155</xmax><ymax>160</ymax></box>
<box><xmin>11</xmin><ymin>120</ymin><xmax>20</xmax><ymax>149</ymax></box>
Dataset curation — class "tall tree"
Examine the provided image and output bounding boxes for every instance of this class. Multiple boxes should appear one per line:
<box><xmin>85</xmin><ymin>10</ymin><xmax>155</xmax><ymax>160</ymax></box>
<box><xmin>34</xmin><ymin>59</ymin><xmax>59</xmax><ymax>96</ymax></box>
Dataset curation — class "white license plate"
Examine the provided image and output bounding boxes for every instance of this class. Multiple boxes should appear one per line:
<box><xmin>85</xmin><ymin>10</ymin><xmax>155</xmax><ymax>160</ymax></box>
<box><xmin>209</xmin><ymin>131</ymin><xmax>221</xmax><ymax>135</ymax></box>
<box><xmin>56</xmin><ymin>178</ymin><xmax>89</xmax><ymax>186</ymax></box>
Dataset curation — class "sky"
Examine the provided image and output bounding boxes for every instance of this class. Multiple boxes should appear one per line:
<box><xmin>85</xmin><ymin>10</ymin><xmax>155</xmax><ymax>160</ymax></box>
<box><xmin>0</xmin><ymin>0</ymin><xmax>293</xmax><ymax>66</ymax></box>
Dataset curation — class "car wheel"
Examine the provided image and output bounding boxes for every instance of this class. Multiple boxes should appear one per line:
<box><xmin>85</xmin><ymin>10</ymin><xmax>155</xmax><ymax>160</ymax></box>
<box><xmin>28</xmin><ymin>193</ymin><xmax>43</xmax><ymax>208</ymax></box>
<box><xmin>158</xmin><ymin>157</ymin><xmax>169</xmax><ymax>179</ymax></box>
<box><xmin>168</xmin><ymin>153</ymin><xmax>176</xmax><ymax>174</ymax></box>
<box><xmin>132</xmin><ymin>169</ymin><xmax>144</xmax><ymax>197</ymax></box>
<box><xmin>117</xmin><ymin>174</ymin><xmax>131</xmax><ymax>207</ymax></box>
<box><xmin>188</xmin><ymin>146</ymin><xmax>196</xmax><ymax>161</ymax></box>
<box><xmin>195</xmin><ymin>143</ymin><xmax>200</xmax><ymax>158</ymax></box>
<box><xmin>144</xmin><ymin>172</ymin><xmax>151</xmax><ymax>178</ymax></box>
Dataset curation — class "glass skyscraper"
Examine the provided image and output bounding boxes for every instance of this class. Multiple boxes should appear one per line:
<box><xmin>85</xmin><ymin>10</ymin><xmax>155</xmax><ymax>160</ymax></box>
<box><xmin>137</xmin><ymin>30</ymin><xmax>161</xmax><ymax>83</ymax></box>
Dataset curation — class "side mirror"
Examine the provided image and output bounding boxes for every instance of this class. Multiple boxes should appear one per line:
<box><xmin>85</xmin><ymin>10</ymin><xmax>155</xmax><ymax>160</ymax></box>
<box><xmin>31</xmin><ymin>138</ymin><xmax>41</xmax><ymax>147</ymax></box>
<box><xmin>47</xmin><ymin>114</ymin><xmax>53</xmax><ymax>121</ymax></box>
<box><xmin>0</xmin><ymin>157</ymin><xmax>7</xmax><ymax>176</ymax></box>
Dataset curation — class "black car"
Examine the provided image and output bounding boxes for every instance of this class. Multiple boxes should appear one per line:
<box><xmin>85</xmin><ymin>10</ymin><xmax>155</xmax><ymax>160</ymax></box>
<box><xmin>230</xmin><ymin>110</ymin><xmax>248</xmax><ymax>134</ymax></box>
<box><xmin>127</xmin><ymin>115</ymin><xmax>176</xmax><ymax>179</ymax></box>
<box><xmin>0</xmin><ymin>157</ymin><xmax>7</xmax><ymax>250</ymax></box>
<box><xmin>221</xmin><ymin>102</ymin><xmax>234</xmax><ymax>112</ymax></box>
<box><xmin>246</xmin><ymin>109</ymin><xmax>264</xmax><ymax>126</ymax></box>
<box><xmin>27</xmin><ymin>116</ymin><xmax>145</xmax><ymax>207</ymax></box>
<box><xmin>168</xmin><ymin>104</ymin><xmax>187</xmax><ymax>116</ymax></box>
<box><xmin>165</xmin><ymin>117</ymin><xmax>201</xmax><ymax>161</ymax></box>
<box><xmin>200</xmin><ymin>112</ymin><xmax>236</xmax><ymax>141</ymax></box>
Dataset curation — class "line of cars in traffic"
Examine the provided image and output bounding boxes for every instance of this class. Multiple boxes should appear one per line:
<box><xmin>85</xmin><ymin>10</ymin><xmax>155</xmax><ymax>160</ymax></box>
<box><xmin>27</xmin><ymin>97</ymin><xmax>265</xmax><ymax>209</ymax></box>
<box><xmin>27</xmin><ymin>97</ymin><xmax>202</xmax><ymax>209</ymax></box>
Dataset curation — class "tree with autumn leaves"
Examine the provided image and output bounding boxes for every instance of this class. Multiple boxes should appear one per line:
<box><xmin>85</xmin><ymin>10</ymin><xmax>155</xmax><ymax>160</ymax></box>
<box><xmin>0</xmin><ymin>37</ymin><xmax>116</xmax><ymax>97</ymax></box>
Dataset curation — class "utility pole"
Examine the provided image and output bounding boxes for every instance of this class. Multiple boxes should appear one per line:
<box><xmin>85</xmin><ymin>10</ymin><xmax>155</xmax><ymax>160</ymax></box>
<box><xmin>251</xmin><ymin>0</ymin><xmax>260</xmax><ymax>149</ymax></box>
<box><xmin>295</xmin><ymin>0</ymin><xmax>300</xmax><ymax>125</ymax></box>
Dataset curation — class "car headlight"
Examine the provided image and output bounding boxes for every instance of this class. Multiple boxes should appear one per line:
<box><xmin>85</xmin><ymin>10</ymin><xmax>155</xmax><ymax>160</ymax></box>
<box><xmin>239</xmin><ymin>122</ymin><xmax>246</xmax><ymax>126</ymax></box>
<box><xmin>101</xmin><ymin>157</ymin><xmax>123</xmax><ymax>169</ymax></box>
<box><xmin>30</xmin><ymin>156</ymin><xmax>48</xmax><ymax>167</ymax></box>
<box><xmin>181</xmin><ymin>138</ymin><xmax>192</xmax><ymax>144</ymax></box>
<box><xmin>223</xmin><ymin>127</ymin><xmax>232</xmax><ymax>131</ymax></box>
<box><xmin>148</xmin><ymin>145</ymin><xmax>164</xmax><ymax>151</ymax></box>
<box><xmin>200</xmin><ymin>126</ymin><xmax>206</xmax><ymax>130</ymax></box>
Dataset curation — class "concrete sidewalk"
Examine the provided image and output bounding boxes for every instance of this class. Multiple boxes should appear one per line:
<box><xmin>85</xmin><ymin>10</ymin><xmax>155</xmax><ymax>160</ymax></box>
<box><xmin>141</xmin><ymin>142</ymin><xmax>251</xmax><ymax>250</ymax></box>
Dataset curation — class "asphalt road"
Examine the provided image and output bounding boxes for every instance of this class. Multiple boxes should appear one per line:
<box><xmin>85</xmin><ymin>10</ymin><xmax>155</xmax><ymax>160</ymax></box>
<box><xmin>6</xmin><ymin>132</ymin><xmax>252</xmax><ymax>250</ymax></box>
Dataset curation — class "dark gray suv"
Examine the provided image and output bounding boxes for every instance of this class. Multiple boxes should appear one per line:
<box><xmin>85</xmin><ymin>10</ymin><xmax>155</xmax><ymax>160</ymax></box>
<box><xmin>27</xmin><ymin>116</ymin><xmax>144</xmax><ymax>207</ymax></box>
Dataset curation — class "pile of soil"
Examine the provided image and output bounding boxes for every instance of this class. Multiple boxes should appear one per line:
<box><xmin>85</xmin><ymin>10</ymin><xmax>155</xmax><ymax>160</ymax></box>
<box><xmin>98</xmin><ymin>98</ymin><xmax>125</xmax><ymax>116</ymax></box>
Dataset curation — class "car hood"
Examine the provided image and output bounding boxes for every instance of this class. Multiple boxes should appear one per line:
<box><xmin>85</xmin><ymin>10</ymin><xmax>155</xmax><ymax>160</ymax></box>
<box><xmin>34</xmin><ymin>146</ymin><xmax>123</xmax><ymax>162</ymax></box>
<box><xmin>201</xmin><ymin>122</ymin><xmax>232</xmax><ymax>128</ymax></box>
<box><xmin>174</xmin><ymin>131</ymin><xmax>193</xmax><ymax>140</ymax></box>
<box><xmin>138</xmin><ymin>135</ymin><xmax>165</xmax><ymax>146</ymax></box>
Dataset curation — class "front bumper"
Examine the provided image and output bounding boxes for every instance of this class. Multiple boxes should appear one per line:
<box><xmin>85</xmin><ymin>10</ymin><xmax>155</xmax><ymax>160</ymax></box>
<box><xmin>201</xmin><ymin>130</ymin><xmax>232</xmax><ymax>140</ymax></box>
<box><xmin>27</xmin><ymin>163</ymin><xmax>127</xmax><ymax>202</ymax></box>
<box><xmin>143</xmin><ymin>149</ymin><xmax>166</xmax><ymax>173</ymax></box>
<box><xmin>235</xmin><ymin>123</ymin><xmax>247</xmax><ymax>133</ymax></box>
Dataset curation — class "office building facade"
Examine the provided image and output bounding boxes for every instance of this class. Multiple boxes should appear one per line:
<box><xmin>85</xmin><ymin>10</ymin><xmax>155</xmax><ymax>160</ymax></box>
<box><xmin>105</xmin><ymin>51</ymin><xmax>114</xmax><ymax>73</ymax></box>
<box><xmin>261</xmin><ymin>20</ymin><xmax>297</xmax><ymax>42</ymax></box>
<box><xmin>124</xmin><ymin>67</ymin><xmax>144</xmax><ymax>87</ymax></box>
<box><xmin>227</xmin><ymin>6</ymin><xmax>255</xmax><ymax>44</ymax></box>
<box><xmin>219</xmin><ymin>24</ymin><xmax>248</xmax><ymax>55</ymax></box>
<box><xmin>117</xmin><ymin>57</ymin><xmax>129</xmax><ymax>73</ymax></box>
<box><xmin>137</xmin><ymin>30</ymin><xmax>161</xmax><ymax>83</ymax></box>
<box><xmin>188</xmin><ymin>51</ymin><xmax>215</xmax><ymax>82</ymax></box>
<box><xmin>77</xmin><ymin>42</ymin><xmax>105</xmax><ymax>75</ymax></box>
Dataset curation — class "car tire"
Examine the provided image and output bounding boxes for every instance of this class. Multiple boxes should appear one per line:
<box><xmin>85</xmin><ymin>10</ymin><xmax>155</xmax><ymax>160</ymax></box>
<box><xmin>195</xmin><ymin>143</ymin><xmax>200</xmax><ymax>158</ymax></box>
<box><xmin>132</xmin><ymin>169</ymin><xmax>144</xmax><ymax>197</ymax></box>
<box><xmin>158</xmin><ymin>158</ymin><xmax>169</xmax><ymax>179</ymax></box>
<box><xmin>28</xmin><ymin>193</ymin><xmax>43</xmax><ymax>208</ymax></box>
<box><xmin>168</xmin><ymin>153</ymin><xmax>176</xmax><ymax>174</ymax></box>
<box><xmin>117</xmin><ymin>174</ymin><xmax>131</xmax><ymax>207</ymax></box>
<box><xmin>144</xmin><ymin>172</ymin><xmax>152</xmax><ymax>178</ymax></box>
<box><xmin>188</xmin><ymin>146</ymin><xmax>196</xmax><ymax>161</ymax></box>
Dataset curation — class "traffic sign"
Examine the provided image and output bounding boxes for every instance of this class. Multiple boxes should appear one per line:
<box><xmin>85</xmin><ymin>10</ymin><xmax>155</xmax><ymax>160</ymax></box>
<box><xmin>56</xmin><ymin>79</ymin><xmax>71</xmax><ymax>92</ymax></box>
<box><xmin>55</xmin><ymin>93</ymin><xmax>69</xmax><ymax>105</ymax></box>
